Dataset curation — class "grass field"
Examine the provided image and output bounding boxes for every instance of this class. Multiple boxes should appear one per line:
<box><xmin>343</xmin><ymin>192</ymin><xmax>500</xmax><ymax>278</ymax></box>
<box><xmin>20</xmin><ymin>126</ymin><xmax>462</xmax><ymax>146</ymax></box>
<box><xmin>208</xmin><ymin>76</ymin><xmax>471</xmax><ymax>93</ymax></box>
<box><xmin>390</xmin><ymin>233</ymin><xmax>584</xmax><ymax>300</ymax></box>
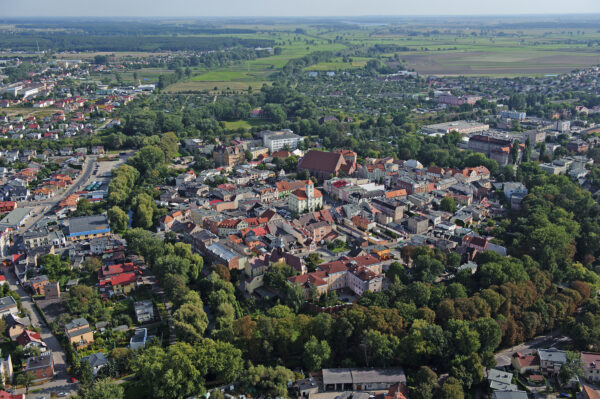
<box><xmin>164</xmin><ymin>80</ymin><xmax>270</xmax><ymax>93</ymax></box>
<box><xmin>223</xmin><ymin>119</ymin><xmax>269</xmax><ymax>130</ymax></box>
<box><xmin>100</xmin><ymin>24</ymin><xmax>600</xmax><ymax>92</ymax></box>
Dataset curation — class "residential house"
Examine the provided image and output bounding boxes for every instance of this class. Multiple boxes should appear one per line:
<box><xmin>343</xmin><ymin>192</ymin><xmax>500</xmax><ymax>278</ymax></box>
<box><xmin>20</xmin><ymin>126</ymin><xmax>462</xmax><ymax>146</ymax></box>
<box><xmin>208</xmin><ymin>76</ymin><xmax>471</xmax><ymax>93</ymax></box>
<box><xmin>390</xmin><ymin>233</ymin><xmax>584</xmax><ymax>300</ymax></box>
<box><xmin>28</xmin><ymin>275</ymin><xmax>50</xmax><ymax>295</ymax></box>
<box><xmin>512</xmin><ymin>352</ymin><xmax>540</xmax><ymax>374</ymax></box>
<box><xmin>6</xmin><ymin>314</ymin><xmax>29</xmax><ymax>341</ymax></box>
<box><xmin>0</xmin><ymin>296</ymin><xmax>18</xmax><ymax>317</ymax></box>
<box><xmin>64</xmin><ymin>318</ymin><xmax>94</xmax><ymax>348</ymax></box>
<box><xmin>24</xmin><ymin>352</ymin><xmax>54</xmax><ymax>382</ymax></box>
<box><xmin>16</xmin><ymin>330</ymin><xmax>46</xmax><ymax>351</ymax></box>
<box><xmin>130</xmin><ymin>328</ymin><xmax>147</xmax><ymax>350</ymax></box>
<box><xmin>134</xmin><ymin>300</ymin><xmax>154</xmax><ymax>324</ymax></box>
<box><xmin>487</xmin><ymin>368</ymin><xmax>518</xmax><ymax>391</ymax></box>
<box><xmin>581</xmin><ymin>352</ymin><xmax>600</xmax><ymax>383</ymax></box>
<box><xmin>82</xmin><ymin>352</ymin><xmax>108</xmax><ymax>376</ymax></box>
<box><xmin>538</xmin><ymin>348</ymin><xmax>567</xmax><ymax>376</ymax></box>
<box><xmin>0</xmin><ymin>355</ymin><xmax>13</xmax><ymax>388</ymax></box>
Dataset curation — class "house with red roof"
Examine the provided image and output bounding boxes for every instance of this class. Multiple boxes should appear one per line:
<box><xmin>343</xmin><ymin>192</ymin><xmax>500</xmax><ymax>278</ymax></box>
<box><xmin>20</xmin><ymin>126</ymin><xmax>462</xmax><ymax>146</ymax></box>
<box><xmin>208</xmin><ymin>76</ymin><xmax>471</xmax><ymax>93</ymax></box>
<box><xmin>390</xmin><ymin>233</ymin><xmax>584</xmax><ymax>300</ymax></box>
<box><xmin>16</xmin><ymin>330</ymin><xmax>46</xmax><ymax>351</ymax></box>
<box><xmin>288</xmin><ymin>255</ymin><xmax>383</xmax><ymax>298</ymax></box>
<box><xmin>99</xmin><ymin>272</ymin><xmax>137</xmax><ymax>296</ymax></box>
<box><xmin>512</xmin><ymin>352</ymin><xmax>540</xmax><ymax>374</ymax></box>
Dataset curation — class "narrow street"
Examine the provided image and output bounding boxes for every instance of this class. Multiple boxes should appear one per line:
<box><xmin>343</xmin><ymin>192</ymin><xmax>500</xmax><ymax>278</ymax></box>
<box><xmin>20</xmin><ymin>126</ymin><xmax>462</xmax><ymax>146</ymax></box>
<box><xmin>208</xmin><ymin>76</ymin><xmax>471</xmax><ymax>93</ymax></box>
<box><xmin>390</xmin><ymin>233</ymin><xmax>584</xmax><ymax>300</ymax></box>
<box><xmin>4</xmin><ymin>271</ymin><xmax>78</xmax><ymax>398</ymax></box>
<box><xmin>18</xmin><ymin>155</ymin><xmax>96</xmax><ymax>232</ymax></box>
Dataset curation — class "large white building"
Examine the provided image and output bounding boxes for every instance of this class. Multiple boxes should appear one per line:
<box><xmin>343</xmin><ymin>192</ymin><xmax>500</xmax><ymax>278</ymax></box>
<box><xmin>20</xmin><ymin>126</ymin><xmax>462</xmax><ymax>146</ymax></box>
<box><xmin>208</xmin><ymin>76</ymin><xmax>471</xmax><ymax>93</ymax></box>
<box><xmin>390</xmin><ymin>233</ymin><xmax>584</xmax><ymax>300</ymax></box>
<box><xmin>260</xmin><ymin>130</ymin><xmax>302</xmax><ymax>153</ymax></box>
<box><xmin>289</xmin><ymin>181</ymin><xmax>323</xmax><ymax>214</ymax></box>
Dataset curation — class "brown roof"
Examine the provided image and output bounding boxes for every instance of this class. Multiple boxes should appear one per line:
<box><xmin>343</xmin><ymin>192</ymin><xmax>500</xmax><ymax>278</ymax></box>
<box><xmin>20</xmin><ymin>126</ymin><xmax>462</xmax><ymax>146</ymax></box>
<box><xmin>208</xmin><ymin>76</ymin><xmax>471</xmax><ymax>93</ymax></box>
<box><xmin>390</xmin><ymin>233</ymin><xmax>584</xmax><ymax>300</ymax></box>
<box><xmin>513</xmin><ymin>352</ymin><xmax>539</xmax><ymax>368</ymax></box>
<box><xmin>583</xmin><ymin>385</ymin><xmax>600</xmax><ymax>399</ymax></box>
<box><xmin>291</xmin><ymin>188</ymin><xmax>323</xmax><ymax>200</ymax></box>
<box><xmin>298</xmin><ymin>150</ymin><xmax>345</xmax><ymax>174</ymax></box>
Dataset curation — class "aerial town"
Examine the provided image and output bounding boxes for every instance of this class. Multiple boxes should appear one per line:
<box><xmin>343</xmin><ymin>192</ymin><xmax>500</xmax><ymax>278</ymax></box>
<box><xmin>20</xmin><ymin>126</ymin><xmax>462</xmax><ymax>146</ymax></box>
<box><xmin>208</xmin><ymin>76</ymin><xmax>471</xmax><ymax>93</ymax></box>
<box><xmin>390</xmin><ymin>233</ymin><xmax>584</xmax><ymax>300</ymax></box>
<box><xmin>1</xmin><ymin>11</ymin><xmax>600</xmax><ymax>399</ymax></box>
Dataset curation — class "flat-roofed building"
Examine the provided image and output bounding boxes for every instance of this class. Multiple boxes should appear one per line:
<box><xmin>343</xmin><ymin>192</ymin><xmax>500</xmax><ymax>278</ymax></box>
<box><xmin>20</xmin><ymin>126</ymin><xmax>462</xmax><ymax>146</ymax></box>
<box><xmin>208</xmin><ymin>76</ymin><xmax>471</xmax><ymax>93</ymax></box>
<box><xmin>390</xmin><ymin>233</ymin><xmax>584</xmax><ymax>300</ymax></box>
<box><xmin>0</xmin><ymin>296</ymin><xmax>18</xmax><ymax>317</ymax></box>
<box><xmin>66</xmin><ymin>215</ymin><xmax>110</xmax><ymax>241</ymax></box>
<box><xmin>421</xmin><ymin>121</ymin><xmax>489</xmax><ymax>136</ymax></box>
<box><xmin>322</xmin><ymin>368</ymin><xmax>406</xmax><ymax>391</ymax></box>
<box><xmin>24</xmin><ymin>352</ymin><xmax>53</xmax><ymax>382</ymax></box>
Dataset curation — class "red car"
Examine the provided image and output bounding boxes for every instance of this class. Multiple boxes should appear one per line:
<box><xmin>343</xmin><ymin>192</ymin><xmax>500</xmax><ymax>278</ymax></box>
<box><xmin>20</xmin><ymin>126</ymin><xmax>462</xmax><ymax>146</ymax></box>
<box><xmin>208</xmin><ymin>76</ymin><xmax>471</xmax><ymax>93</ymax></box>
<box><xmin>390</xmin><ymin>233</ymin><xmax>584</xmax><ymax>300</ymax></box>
<box><xmin>70</xmin><ymin>377</ymin><xmax>78</xmax><ymax>383</ymax></box>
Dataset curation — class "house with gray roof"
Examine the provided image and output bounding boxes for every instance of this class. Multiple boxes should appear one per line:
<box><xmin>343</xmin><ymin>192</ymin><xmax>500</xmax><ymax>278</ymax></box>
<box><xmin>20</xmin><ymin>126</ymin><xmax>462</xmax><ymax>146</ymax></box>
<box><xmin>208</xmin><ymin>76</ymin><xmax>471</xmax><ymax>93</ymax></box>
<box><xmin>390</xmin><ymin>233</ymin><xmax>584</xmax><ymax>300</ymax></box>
<box><xmin>487</xmin><ymin>368</ymin><xmax>518</xmax><ymax>391</ymax></box>
<box><xmin>322</xmin><ymin>368</ymin><xmax>406</xmax><ymax>391</ymax></box>
<box><xmin>538</xmin><ymin>348</ymin><xmax>567</xmax><ymax>376</ymax></box>
<box><xmin>82</xmin><ymin>352</ymin><xmax>108</xmax><ymax>376</ymax></box>
<box><xmin>492</xmin><ymin>391</ymin><xmax>528</xmax><ymax>399</ymax></box>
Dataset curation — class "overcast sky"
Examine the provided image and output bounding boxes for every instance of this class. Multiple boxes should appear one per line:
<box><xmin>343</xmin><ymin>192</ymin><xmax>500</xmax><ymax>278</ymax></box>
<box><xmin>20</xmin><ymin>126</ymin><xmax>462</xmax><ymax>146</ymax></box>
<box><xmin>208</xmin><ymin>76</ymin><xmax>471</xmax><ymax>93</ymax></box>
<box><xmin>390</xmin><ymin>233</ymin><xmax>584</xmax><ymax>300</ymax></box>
<box><xmin>3</xmin><ymin>0</ymin><xmax>600</xmax><ymax>17</ymax></box>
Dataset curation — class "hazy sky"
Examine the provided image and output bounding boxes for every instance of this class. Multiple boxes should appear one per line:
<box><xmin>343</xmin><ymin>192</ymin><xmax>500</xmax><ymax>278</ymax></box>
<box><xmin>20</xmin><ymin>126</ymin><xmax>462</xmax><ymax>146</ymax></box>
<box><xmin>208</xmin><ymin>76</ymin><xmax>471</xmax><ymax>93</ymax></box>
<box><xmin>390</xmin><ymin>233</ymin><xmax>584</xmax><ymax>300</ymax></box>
<box><xmin>3</xmin><ymin>0</ymin><xmax>600</xmax><ymax>17</ymax></box>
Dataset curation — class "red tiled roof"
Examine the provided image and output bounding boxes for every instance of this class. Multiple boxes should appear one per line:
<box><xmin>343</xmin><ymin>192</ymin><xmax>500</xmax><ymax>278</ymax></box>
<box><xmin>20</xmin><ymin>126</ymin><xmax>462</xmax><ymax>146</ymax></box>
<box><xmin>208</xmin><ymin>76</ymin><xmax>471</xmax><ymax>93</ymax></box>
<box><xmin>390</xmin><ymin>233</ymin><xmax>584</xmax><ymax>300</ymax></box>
<box><xmin>291</xmin><ymin>187</ymin><xmax>323</xmax><ymax>200</ymax></box>
<box><xmin>101</xmin><ymin>272</ymin><xmax>137</xmax><ymax>287</ymax></box>
<box><xmin>288</xmin><ymin>271</ymin><xmax>328</xmax><ymax>287</ymax></box>
<box><xmin>17</xmin><ymin>329</ymin><xmax>44</xmax><ymax>347</ymax></box>
<box><xmin>512</xmin><ymin>352</ymin><xmax>539</xmax><ymax>368</ymax></box>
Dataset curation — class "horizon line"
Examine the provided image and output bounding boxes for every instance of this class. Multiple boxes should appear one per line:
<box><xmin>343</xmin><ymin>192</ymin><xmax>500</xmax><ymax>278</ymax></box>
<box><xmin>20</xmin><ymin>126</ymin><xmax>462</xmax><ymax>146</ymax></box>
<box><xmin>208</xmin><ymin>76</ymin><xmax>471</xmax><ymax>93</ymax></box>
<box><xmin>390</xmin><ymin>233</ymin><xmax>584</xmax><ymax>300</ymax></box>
<box><xmin>3</xmin><ymin>13</ymin><xmax>600</xmax><ymax>18</ymax></box>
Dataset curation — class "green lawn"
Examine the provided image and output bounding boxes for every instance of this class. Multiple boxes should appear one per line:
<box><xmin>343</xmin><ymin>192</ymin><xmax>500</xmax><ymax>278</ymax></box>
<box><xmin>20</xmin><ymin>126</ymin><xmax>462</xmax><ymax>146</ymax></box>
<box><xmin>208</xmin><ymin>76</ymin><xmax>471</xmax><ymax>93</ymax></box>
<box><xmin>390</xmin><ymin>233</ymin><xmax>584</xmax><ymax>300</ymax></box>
<box><xmin>223</xmin><ymin>120</ymin><xmax>269</xmax><ymax>130</ymax></box>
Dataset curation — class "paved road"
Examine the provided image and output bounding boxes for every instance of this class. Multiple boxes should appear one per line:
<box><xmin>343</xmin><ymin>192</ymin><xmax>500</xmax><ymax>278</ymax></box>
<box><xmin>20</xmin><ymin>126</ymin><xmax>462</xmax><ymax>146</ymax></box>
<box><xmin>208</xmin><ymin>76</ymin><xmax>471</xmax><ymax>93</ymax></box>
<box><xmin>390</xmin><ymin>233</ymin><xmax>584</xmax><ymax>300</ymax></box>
<box><xmin>4</xmin><ymin>271</ymin><xmax>78</xmax><ymax>398</ymax></box>
<box><xmin>18</xmin><ymin>155</ymin><xmax>97</xmax><ymax>232</ymax></box>
<box><xmin>494</xmin><ymin>333</ymin><xmax>570</xmax><ymax>367</ymax></box>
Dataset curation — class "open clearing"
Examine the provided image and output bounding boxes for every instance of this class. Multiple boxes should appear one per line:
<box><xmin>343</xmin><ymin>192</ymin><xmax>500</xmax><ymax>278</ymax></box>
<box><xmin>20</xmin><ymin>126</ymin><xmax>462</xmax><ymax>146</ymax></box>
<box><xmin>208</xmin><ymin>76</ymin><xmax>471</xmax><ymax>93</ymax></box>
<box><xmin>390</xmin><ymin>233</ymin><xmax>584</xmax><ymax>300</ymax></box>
<box><xmin>164</xmin><ymin>80</ymin><xmax>270</xmax><ymax>93</ymax></box>
<box><xmin>400</xmin><ymin>50</ymin><xmax>600</xmax><ymax>76</ymax></box>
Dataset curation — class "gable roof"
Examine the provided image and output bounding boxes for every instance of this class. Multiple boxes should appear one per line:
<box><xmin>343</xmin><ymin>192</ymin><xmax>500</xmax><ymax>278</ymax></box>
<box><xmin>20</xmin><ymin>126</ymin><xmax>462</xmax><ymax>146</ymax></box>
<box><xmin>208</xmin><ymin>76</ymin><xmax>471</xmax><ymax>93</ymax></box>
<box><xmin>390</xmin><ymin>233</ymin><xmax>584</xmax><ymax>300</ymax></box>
<box><xmin>298</xmin><ymin>150</ymin><xmax>345</xmax><ymax>174</ymax></box>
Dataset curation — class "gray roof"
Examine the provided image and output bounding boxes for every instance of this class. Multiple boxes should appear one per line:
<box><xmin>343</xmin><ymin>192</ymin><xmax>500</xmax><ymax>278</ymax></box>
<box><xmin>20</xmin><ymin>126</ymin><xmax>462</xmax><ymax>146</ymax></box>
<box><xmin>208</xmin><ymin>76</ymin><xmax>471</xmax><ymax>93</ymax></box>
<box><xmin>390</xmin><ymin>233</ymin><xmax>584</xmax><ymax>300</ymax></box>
<box><xmin>0</xmin><ymin>207</ymin><xmax>31</xmax><ymax>227</ymax></box>
<box><xmin>206</xmin><ymin>243</ymin><xmax>238</xmax><ymax>262</ymax></box>
<box><xmin>25</xmin><ymin>352</ymin><xmax>53</xmax><ymax>370</ymax></box>
<box><xmin>0</xmin><ymin>296</ymin><xmax>17</xmax><ymax>310</ymax></box>
<box><xmin>131</xmin><ymin>328</ymin><xmax>147</xmax><ymax>343</ymax></box>
<box><xmin>67</xmin><ymin>214</ymin><xmax>109</xmax><ymax>235</ymax></box>
<box><xmin>82</xmin><ymin>352</ymin><xmax>108</xmax><ymax>368</ymax></box>
<box><xmin>488</xmin><ymin>368</ymin><xmax>513</xmax><ymax>385</ymax></box>
<box><xmin>335</xmin><ymin>393</ymin><xmax>370</xmax><ymax>399</ymax></box>
<box><xmin>65</xmin><ymin>317</ymin><xmax>89</xmax><ymax>331</ymax></box>
<box><xmin>322</xmin><ymin>368</ymin><xmax>406</xmax><ymax>386</ymax></box>
<box><xmin>538</xmin><ymin>348</ymin><xmax>567</xmax><ymax>364</ymax></box>
<box><xmin>492</xmin><ymin>391</ymin><xmax>528</xmax><ymax>399</ymax></box>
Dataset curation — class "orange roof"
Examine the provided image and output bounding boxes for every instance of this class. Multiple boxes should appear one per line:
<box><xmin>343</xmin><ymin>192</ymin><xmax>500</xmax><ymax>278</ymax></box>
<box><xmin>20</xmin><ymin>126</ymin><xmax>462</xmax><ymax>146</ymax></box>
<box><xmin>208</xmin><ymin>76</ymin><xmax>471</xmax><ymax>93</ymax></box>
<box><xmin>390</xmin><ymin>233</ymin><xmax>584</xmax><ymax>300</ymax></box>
<box><xmin>583</xmin><ymin>385</ymin><xmax>600</xmax><ymax>399</ymax></box>
<box><xmin>385</xmin><ymin>189</ymin><xmax>407</xmax><ymax>199</ymax></box>
<box><xmin>291</xmin><ymin>188</ymin><xmax>322</xmax><ymax>200</ymax></box>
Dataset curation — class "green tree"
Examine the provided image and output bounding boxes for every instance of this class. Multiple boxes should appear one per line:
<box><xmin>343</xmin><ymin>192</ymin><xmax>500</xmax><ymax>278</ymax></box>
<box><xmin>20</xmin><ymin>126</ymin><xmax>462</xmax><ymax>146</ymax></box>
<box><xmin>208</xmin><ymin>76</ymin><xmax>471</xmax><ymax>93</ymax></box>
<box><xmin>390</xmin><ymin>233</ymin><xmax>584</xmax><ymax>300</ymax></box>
<box><xmin>16</xmin><ymin>372</ymin><xmax>34</xmax><ymax>394</ymax></box>
<box><xmin>108</xmin><ymin>206</ymin><xmax>129</xmax><ymax>233</ymax></box>
<box><xmin>474</xmin><ymin>318</ymin><xmax>501</xmax><ymax>353</ymax></box>
<box><xmin>76</xmin><ymin>198</ymin><xmax>92</xmax><ymax>216</ymax></box>
<box><xmin>440</xmin><ymin>196</ymin><xmax>457</xmax><ymax>213</ymax></box>
<box><xmin>439</xmin><ymin>377</ymin><xmax>464</xmax><ymax>399</ymax></box>
<box><xmin>77</xmin><ymin>378</ymin><xmax>124</xmax><ymax>399</ymax></box>
<box><xmin>559</xmin><ymin>350</ymin><xmax>584</xmax><ymax>385</ymax></box>
<box><xmin>159</xmin><ymin>132</ymin><xmax>179</xmax><ymax>159</ymax></box>
<box><xmin>82</xmin><ymin>257</ymin><xmax>102</xmax><ymax>273</ymax></box>
<box><xmin>303</xmin><ymin>336</ymin><xmax>331</xmax><ymax>371</ymax></box>
<box><xmin>173</xmin><ymin>302</ymin><xmax>208</xmax><ymax>343</ymax></box>
<box><xmin>240</xmin><ymin>365</ymin><xmax>294</xmax><ymax>397</ymax></box>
